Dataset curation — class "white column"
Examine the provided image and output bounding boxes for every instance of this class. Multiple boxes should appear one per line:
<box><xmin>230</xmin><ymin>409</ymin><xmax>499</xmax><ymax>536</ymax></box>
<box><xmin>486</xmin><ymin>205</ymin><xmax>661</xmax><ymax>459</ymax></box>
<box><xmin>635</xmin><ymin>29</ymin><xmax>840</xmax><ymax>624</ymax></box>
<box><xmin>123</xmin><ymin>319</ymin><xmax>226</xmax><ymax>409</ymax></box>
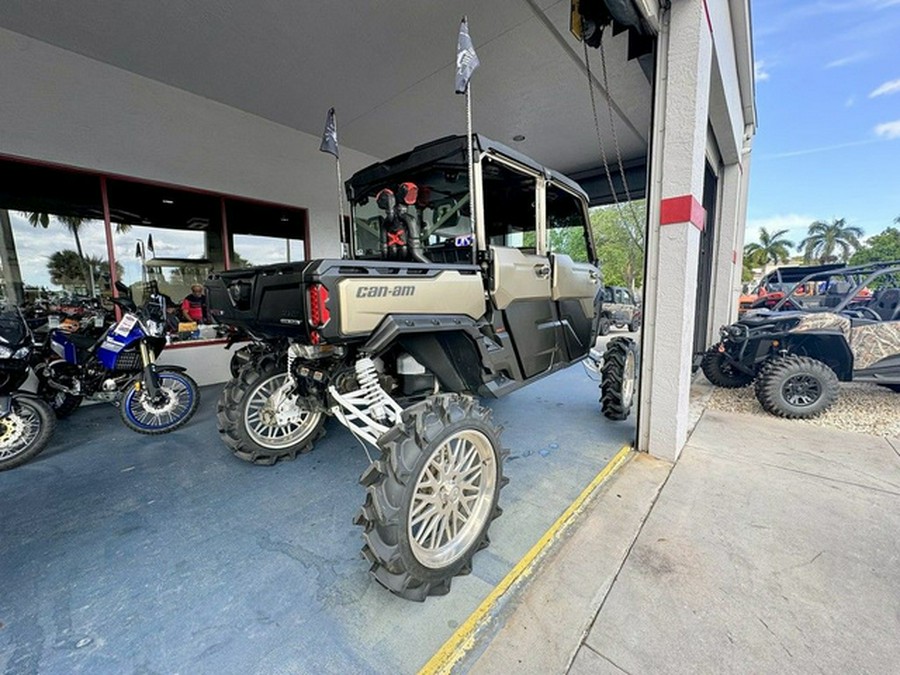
<box><xmin>638</xmin><ymin>0</ymin><xmax>713</xmax><ymax>462</ymax></box>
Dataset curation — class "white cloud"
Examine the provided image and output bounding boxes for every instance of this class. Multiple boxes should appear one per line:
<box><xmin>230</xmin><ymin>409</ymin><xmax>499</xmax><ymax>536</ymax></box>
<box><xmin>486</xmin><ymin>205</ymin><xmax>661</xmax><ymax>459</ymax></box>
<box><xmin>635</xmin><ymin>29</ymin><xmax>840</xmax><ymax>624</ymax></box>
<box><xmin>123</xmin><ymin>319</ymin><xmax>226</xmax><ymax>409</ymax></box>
<box><xmin>754</xmin><ymin>60</ymin><xmax>770</xmax><ymax>82</ymax></box>
<box><xmin>826</xmin><ymin>53</ymin><xmax>869</xmax><ymax>68</ymax></box>
<box><xmin>869</xmin><ymin>78</ymin><xmax>900</xmax><ymax>97</ymax></box>
<box><xmin>761</xmin><ymin>138</ymin><xmax>882</xmax><ymax>160</ymax></box>
<box><xmin>746</xmin><ymin>214</ymin><xmax>816</xmax><ymax>235</ymax></box>
<box><xmin>874</xmin><ymin>120</ymin><xmax>900</xmax><ymax>139</ymax></box>
<box><xmin>845</xmin><ymin>96</ymin><xmax>856</xmax><ymax>107</ymax></box>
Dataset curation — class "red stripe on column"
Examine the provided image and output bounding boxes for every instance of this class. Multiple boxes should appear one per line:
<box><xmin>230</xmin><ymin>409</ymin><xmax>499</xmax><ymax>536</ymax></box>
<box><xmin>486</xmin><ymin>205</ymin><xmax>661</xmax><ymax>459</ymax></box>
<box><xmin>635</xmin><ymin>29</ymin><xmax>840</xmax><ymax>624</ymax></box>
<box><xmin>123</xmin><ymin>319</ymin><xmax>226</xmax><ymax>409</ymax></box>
<box><xmin>732</xmin><ymin>250</ymin><xmax>737</xmax><ymax>264</ymax></box>
<box><xmin>702</xmin><ymin>0</ymin><xmax>713</xmax><ymax>33</ymax></box>
<box><xmin>660</xmin><ymin>195</ymin><xmax>706</xmax><ymax>231</ymax></box>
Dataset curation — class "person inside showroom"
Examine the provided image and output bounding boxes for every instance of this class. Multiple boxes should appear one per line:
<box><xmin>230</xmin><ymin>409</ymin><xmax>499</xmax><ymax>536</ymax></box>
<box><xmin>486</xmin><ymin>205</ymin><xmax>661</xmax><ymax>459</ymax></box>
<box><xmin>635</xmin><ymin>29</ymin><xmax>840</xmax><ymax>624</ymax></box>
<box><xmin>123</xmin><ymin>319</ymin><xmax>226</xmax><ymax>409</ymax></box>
<box><xmin>181</xmin><ymin>284</ymin><xmax>208</xmax><ymax>324</ymax></box>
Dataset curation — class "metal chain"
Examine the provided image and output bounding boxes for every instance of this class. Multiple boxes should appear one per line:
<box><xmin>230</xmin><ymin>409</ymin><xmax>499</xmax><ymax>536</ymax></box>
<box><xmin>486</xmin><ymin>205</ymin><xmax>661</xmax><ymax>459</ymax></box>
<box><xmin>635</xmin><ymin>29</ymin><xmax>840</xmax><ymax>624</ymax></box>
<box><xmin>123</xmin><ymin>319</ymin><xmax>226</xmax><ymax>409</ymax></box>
<box><xmin>582</xmin><ymin>35</ymin><xmax>619</xmax><ymax>212</ymax></box>
<box><xmin>598</xmin><ymin>31</ymin><xmax>645</xmax><ymax>231</ymax></box>
<box><xmin>582</xmin><ymin>30</ymin><xmax>644</xmax><ymax>247</ymax></box>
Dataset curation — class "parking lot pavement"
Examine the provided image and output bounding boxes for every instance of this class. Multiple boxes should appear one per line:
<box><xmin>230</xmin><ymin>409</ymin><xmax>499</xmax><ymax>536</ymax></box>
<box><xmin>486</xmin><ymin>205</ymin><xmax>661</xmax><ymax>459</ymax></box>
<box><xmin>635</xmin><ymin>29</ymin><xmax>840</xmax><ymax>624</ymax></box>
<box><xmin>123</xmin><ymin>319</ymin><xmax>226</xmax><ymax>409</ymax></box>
<box><xmin>581</xmin><ymin>410</ymin><xmax>900</xmax><ymax>673</ymax></box>
<box><xmin>460</xmin><ymin>408</ymin><xmax>900</xmax><ymax>673</ymax></box>
<box><xmin>0</xmin><ymin>364</ymin><xmax>634</xmax><ymax>673</ymax></box>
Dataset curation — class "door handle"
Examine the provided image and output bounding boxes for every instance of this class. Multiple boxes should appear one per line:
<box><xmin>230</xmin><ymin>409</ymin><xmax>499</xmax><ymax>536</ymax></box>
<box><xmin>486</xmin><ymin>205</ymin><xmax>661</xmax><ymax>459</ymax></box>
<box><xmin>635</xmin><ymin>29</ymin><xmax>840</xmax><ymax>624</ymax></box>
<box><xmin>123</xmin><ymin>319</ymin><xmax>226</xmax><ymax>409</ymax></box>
<box><xmin>534</xmin><ymin>264</ymin><xmax>551</xmax><ymax>279</ymax></box>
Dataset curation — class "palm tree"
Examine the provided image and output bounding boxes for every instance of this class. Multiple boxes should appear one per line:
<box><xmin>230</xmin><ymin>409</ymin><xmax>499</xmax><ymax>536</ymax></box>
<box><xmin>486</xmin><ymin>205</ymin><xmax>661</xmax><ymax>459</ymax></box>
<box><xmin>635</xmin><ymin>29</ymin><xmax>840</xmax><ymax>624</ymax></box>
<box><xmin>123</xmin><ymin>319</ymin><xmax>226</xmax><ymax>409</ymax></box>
<box><xmin>28</xmin><ymin>212</ymin><xmax>93</xmax><ymax>295</ymax></box>
<box><xmin>28</xmin><ymin>213</ymin><xmax>132</xmax><ymax>296</ymax></box>
<box><xmin>84</xmin><ymin>254</ymin><xmax>125</xmax><ymax>292</ymax></box>
<box><xmin>798</xmin><ymin>218</ymin><xmax>863</xmax><ymax>263</ymax></box>
<box><xmin>744</xmin><ymin>227</ymin><xmax>795</xmax><ymax>272</ymax></box>
<box><xmin>47</xmin><ymin>250</ymin><xmax>88</xmax><ymax>293</ymax></box>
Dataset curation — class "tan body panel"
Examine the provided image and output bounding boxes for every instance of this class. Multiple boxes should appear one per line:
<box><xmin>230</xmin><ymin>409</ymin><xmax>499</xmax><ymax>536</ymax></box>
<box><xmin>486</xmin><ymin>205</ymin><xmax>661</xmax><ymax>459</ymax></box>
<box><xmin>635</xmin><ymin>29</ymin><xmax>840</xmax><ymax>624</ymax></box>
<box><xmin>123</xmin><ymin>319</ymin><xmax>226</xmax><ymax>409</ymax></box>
<box><xmin>337</xmin><ymin>270</ymin><xmax>485</xmax><ymax>335</ymax></box>
<box><xmin>551</xmin><ymin>253</ymin><xmax>599</xmax><ymax>318</ymax></box>
<box><xmin>490</xmin><ymin>246</ymin><xmax>551</xmax><ymax>310</ymax></box>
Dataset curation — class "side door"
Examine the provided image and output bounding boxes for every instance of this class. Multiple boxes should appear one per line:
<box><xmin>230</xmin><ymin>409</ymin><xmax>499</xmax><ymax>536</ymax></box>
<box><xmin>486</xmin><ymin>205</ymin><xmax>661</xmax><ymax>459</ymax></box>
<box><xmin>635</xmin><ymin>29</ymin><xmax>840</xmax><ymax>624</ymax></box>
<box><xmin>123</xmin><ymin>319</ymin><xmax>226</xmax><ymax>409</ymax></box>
<box><xmin>546</xmin><ymin>182</ymin><xmax>601</xmax><ymax>359</ymax></box>
<box><xmin>481</xmin><ymin>155</ymin><xmax>562</xmax><ymax>379</ymax></box>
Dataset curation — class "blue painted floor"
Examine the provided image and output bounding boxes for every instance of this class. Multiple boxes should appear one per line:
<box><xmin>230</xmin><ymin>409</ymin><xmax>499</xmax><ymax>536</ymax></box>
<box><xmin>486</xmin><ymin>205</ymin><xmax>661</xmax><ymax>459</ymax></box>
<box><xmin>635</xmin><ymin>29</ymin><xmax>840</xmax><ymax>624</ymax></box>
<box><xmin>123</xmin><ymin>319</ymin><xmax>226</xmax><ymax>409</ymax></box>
<box><xmin>0</xmin><ymin>364</ymin><xmax>634</xmax><ymax>674</ymax></box>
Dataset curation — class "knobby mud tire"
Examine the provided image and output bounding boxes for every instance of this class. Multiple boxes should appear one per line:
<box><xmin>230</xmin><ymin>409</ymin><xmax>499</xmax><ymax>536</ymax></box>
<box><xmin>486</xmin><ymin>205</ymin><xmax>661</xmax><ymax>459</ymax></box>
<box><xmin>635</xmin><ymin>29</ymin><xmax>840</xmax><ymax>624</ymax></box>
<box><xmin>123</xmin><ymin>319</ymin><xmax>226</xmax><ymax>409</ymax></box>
<box><xmin>216</xmin><ymin>360</ymin><xmax>325</xmax><ymax>465</ymax></box>
<box><xmin>755</xmin><ymin>354</ymin><xmax>839</xmax><ymax>419</ymax></box>
<box><xmin>600</xmin><ymin>336</ymin><xmax>639</xmax><ymax>421</ymax></box>
<box><xmin>354</xmin><ymin>394</ymin><xmax>508</xmax><ymax>601</ymax></box>
<box><xmin>700</xmin><ymin>345</ymin><xmax>754</xmax><ymax>389</ymax></box>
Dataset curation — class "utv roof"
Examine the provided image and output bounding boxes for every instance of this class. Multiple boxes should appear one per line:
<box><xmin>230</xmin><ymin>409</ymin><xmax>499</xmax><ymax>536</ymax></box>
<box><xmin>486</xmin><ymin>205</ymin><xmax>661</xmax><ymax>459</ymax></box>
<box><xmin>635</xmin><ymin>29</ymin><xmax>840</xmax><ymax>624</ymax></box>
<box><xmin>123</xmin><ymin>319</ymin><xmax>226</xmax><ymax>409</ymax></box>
<box><xmin>788</xmin><ymin>259</ymin><xmax>900</xmax><ymax>283</ymax></box>
<box><xmin>762</xmin><ymin>263</ymin><xmax>846</xmax><ymax>284</ymax></box>
<box><xmin>345</xmin><ymin>134</ymin><xmax>588</xmax><ymax>202</ymax></box>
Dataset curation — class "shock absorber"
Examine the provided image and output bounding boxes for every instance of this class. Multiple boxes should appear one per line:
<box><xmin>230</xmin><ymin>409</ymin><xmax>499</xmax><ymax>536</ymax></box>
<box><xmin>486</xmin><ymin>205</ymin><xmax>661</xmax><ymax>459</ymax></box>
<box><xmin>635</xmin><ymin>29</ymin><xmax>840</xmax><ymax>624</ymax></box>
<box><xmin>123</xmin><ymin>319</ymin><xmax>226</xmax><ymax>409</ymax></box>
<box><xmin>328</xmin><ymin>356</ymin><xmax>404</xmax><ymax>447</ymax></box>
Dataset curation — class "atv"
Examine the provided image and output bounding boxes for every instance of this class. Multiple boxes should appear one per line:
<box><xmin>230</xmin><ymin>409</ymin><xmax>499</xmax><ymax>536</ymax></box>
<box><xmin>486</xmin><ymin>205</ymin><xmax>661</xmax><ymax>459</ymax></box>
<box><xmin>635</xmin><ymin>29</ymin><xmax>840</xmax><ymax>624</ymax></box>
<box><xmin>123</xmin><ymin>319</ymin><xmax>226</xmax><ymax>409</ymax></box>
<box><xmin>702</xmin><ymin>261</ymin><xmax>900</xmax><ymax>418</ymax></box>
<box><xmin>206</xmin><ymin>135</ymin><xmax>637</xmax><ymax>601</ymax></box>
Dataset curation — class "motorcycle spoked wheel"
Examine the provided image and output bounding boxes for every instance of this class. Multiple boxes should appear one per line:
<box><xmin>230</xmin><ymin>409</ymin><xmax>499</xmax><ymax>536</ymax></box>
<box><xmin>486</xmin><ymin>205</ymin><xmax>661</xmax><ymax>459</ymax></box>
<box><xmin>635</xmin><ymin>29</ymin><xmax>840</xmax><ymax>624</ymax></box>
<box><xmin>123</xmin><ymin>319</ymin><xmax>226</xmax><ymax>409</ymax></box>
<box><xmin>0</xmin><ymin>395</ymin><xmax>57</xmax><ymax>471</ymax></box>
<box><xmin>119</xmin><ymin>370</ymin><xmax>200</xmax><ymax>434</ymax></box>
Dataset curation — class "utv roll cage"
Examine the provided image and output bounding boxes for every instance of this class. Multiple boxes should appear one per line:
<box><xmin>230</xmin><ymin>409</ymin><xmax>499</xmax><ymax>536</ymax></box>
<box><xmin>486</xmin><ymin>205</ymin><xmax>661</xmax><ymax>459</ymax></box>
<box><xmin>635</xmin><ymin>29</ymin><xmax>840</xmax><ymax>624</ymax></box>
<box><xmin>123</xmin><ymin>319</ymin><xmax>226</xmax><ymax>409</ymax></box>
<box><xmin>771</xmin><ymin>260</ymin><xmax>900</xmax><ymax>316</ymax></box>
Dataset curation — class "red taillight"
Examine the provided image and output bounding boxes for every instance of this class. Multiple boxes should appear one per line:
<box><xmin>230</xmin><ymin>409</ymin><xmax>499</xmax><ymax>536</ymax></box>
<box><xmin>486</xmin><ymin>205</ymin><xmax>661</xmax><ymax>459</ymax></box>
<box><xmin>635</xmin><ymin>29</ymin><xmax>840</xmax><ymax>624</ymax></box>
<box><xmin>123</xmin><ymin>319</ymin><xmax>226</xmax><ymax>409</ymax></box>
<box><xmin>308</xmin><ymin>283</ymin><xmax>330</xmax><ymax>328</ymax></box>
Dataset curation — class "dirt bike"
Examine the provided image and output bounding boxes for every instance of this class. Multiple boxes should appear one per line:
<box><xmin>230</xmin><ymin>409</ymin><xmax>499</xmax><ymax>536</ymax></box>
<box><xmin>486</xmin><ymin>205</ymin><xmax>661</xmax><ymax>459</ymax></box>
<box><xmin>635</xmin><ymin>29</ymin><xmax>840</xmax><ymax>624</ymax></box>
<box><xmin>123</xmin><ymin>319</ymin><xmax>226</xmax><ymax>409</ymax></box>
<box><xmin>35</xmin><ymin>284</ymin><xmax>201</xmax><ymax>434</ymax></box>
<box><xmin>0</xmin><ymin>308</ymin><xmax>56</xmax><ymax>471</ymax></box>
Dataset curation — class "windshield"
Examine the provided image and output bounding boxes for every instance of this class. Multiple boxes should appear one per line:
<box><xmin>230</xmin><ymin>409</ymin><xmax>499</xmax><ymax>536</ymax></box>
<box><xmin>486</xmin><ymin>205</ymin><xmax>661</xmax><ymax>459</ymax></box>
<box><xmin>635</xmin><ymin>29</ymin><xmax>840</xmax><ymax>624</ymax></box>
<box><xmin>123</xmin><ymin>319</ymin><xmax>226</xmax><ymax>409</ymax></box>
<box><xmin>350</xmin><ymin>164</ymin><xmax>474</xmax><ymax>265</ymax></box>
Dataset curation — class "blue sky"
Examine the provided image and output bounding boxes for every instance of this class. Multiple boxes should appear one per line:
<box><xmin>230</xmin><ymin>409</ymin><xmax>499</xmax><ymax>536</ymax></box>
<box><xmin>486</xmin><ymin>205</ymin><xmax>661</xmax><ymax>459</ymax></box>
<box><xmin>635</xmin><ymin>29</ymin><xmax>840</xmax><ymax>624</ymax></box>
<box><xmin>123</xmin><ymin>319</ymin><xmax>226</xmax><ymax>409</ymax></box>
<box><xmin>748</xmin><ymin>0</ymin><xmax>900</xmax><ymax>244</ymax></box>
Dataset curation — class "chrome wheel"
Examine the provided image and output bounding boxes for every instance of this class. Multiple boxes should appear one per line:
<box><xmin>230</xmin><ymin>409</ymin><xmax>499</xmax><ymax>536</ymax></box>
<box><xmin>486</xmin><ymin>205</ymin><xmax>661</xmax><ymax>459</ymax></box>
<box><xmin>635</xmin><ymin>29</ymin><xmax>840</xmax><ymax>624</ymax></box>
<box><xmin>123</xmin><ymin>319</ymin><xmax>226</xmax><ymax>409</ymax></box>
<box><xmin>408</xmin><ymin>429</ymin><xmax>497</xmax><ymax>569</ymax></box>
<box><xmin>244</xmin><ymin>373</ymin><xmax>323</xmax><ymax>450</ymax></box>
<box><xmin>621</xmin><ymin>349</ymin><xmax>636</xmax><ymax>409</ymax></box>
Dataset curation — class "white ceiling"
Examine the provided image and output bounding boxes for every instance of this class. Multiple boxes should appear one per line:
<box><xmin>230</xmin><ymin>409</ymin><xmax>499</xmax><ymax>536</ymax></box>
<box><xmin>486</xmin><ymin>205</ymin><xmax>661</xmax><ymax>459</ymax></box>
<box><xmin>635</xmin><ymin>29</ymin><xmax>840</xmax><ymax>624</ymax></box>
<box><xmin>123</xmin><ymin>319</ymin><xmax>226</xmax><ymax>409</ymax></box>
<box><xmin>0</xmin><ymin>0</ymin><xmax>653</xmax><ymax>176</ymax></box>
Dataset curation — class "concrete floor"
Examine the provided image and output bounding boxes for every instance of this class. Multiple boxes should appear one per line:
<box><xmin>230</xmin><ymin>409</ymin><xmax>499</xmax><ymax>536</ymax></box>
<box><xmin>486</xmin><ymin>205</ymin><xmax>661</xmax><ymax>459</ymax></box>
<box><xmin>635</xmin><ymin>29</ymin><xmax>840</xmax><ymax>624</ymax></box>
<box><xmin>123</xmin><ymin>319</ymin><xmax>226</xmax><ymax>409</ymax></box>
<box><xmin>0</xmin><ymin>360</ymin><xmax>634</xmax><ymax>674</ymax></box>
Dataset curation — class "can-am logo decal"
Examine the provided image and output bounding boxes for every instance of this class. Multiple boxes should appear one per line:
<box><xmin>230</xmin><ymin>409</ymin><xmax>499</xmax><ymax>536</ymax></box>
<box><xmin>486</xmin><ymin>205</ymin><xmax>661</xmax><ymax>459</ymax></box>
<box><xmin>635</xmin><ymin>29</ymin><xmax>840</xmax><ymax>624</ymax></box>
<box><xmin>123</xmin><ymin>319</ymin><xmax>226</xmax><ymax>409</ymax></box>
<box><xmin>356</xmin><ymin>285</ymin><xmax>416</xmax><ymax>298</ymax></box>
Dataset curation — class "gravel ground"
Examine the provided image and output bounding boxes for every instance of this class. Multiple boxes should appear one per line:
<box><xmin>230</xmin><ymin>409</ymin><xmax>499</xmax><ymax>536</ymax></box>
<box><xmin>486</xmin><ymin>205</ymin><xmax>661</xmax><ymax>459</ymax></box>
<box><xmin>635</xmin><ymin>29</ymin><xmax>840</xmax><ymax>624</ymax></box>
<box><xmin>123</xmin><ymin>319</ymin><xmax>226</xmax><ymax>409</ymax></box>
<box><xmin>704</xmin><ymin>380</ymin><xmax>900</xmax><ymax>437</ymax></box>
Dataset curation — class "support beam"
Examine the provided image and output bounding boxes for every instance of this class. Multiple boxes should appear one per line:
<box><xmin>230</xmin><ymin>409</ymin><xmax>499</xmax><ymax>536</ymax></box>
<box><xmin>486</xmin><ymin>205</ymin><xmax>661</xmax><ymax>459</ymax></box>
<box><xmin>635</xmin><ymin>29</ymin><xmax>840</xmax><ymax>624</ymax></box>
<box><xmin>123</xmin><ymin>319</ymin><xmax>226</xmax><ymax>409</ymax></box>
<box><xmin>0</xmin><ymin>209</ymin><xmax>25</xmax><ymax>306</ymax></box>
<box><xmin>637</xmin><ymin>0</ymin><xmax>713</xmax><ymax>462</ymax></box>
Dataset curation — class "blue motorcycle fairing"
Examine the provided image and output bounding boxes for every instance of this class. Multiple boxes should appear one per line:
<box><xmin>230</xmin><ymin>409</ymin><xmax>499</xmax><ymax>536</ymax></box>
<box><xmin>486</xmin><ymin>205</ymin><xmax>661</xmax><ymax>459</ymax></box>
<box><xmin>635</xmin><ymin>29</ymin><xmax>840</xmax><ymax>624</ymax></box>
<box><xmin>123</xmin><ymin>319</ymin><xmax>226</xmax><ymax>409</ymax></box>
<box><xmin>50</xmin><ymin>331</ymin><xmax>80</xmax><ymax>364</ymax></box>
<box><xmin>96</xmin><ymin>319</ymin><xmax>150</xmax><ymax>370</ymax></box>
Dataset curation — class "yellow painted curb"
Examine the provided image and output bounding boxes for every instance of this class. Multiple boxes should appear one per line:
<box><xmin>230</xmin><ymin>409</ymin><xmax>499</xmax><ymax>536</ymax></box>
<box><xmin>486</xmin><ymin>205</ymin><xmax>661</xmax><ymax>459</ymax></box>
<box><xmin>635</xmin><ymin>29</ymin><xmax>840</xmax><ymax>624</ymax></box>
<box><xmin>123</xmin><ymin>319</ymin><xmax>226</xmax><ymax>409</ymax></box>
<box><xmin>419</xmin><ymin>443</ymin><xmax>633</xmax><ymax>675</ymax></box>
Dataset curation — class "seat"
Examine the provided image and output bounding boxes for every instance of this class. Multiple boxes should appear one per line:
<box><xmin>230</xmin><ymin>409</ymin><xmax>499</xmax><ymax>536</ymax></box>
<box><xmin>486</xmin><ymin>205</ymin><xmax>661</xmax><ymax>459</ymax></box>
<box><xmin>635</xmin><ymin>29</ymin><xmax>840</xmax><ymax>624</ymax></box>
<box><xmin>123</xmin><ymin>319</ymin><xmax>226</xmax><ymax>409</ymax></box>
<box><xmin>822</xmin><ymin>281</ymin><xmax>850</xmax><ymax>308</ymax></box>
<box><xmin>872</xmin><ymin>288</ymin><xmax>900</xmax><ymax>321</ymax></box>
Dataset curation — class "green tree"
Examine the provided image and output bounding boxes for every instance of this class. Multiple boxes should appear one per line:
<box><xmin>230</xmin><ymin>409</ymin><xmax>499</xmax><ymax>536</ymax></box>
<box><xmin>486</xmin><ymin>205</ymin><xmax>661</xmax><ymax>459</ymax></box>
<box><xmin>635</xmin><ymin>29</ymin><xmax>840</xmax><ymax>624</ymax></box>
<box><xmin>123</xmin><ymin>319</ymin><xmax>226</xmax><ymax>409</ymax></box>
<box><xmin>29</xmin><ymin>213</ymin><xmax>93</xmax><ymax>294</ymax></box>
<box><xmin>797</xmin><ymin>218</ymin><xmax>862</xmax><ymax>263</ymax></box>
<box><xmin>28</xmin><ymin>212</ymin><xmax>132</xmax><ymax>296</ymax></box>
<box><xmin>849</xmin><ymin>227</ymin><xmax>900</xmax><ymax>265</ymax></box>
<box><xmin>590</xmin><ymin>200</ymin><xmax>645</xmax><ymax>291</ymax></box>
<box><xmin>743</xmin><ymin>227</ymin><xmax>794</xmax><ymax>268</ymax></box>
<box><xmin>47</xmin><ymin>250</ymin><xmax>89</xmax><ymax>292</ymax></box>
<box><xmin>741</xmin><ymin>254</ymin><xmax>757</xmax><ymax>283</ymax></box>
<box><xmin>84</xmin><ymin>254</ymin><xmax>125</xmax><ymax>291</ymax></box>
<box><xmin>230</xmin><ymin>251</ymin><xmax>253</xmax><ymax>269</ymax></box>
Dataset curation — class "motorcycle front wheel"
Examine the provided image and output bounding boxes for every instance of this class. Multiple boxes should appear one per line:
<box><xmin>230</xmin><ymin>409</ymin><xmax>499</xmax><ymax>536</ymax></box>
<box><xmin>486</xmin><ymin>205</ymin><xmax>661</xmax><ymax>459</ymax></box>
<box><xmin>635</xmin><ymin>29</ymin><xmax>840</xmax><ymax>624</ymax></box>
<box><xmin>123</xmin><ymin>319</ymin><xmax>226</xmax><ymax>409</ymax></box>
<box><xmin>119</xmin><ymin>370</ymin><xmax>200</xmax><ymax>435</ymax></box>
<box><xmin>0</xmin><ymin>394</ymin><xmax>57</xmax><ymax>471</ymax></box>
